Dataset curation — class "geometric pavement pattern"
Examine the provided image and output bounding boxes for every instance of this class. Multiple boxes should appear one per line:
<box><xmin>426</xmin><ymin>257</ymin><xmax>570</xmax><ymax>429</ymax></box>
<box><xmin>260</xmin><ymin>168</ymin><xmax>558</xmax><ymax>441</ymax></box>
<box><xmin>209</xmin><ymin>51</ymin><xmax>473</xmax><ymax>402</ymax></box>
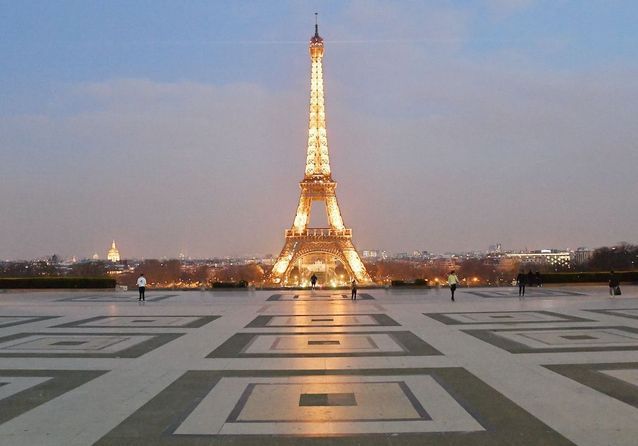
<box><xmin>0</xmin><ymin>370</ymin><xmax>107</xmax><ymax>425</ymax></box>
<box><xmin>0</xmin><ymin>316</ymin><xmax>60</xmax><ymax>328</ymax></box>
<box><xmin>584</xmin><ymin>308</ymin><xmax>638</xmax><ymax>321</ymax></box>
<box><xmin>267</xmin><ymin>292</ymin><xmax>375</xmax><ymax>301</ymax></box>
<box><xmin>545</xmin><ymin>362</ymin><xmax>638</xmax><ymax>410</ymax></box>
<box><xmin>95</xmin><ymin>368</ymin><xmax>572</xmax><ymax>444</ymax></box>
<box><xmin>462</xmin><ymin>289</ymin><xmax>587</xmax><ymax>298</ymax></box>
<box><xmin>0</xmin><ymin>332</ymin><xmax>184</xmax><ymax>358</ymax></box>
<box><xmin>0</xmin><ymin>286</ymin><xmax>636</xmax><ymax>445</ymax></box>
<box><xmin>55</xmin><ymin>293</ymin><xmax>177</xmax><ymax>303</ymax></box>
<box><xmin>463</xmin><ymin>325</ymin><xmax>638</xmax><ymax>353</ymax></box>
<box><xmin>207</xmin><ymin>330</ymin><xmax>442</xmax><ymax>358</ymax></box>
<box><xmin>53</xmin><ymin>315</ymin><xmax>220</xmax><ymax>328</ymax></box>
<box><xmin>424</xmin><ymin>310</ymin><xmax>594</xmax><ymax>325</ymax></box>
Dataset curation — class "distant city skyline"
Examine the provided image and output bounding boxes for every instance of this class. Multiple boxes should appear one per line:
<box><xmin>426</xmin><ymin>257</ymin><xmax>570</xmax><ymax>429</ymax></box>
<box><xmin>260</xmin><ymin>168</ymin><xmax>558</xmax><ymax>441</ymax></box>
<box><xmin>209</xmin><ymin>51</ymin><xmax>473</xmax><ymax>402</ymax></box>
<box><xmin>0</xmin><ymin>239</ymin><xmax>618</xmax><ymax>263</ymax></box>
<box><xmin>2</xmin><ymin>1</ymin><xmax>638</xmax><ymax>259</ymax></box>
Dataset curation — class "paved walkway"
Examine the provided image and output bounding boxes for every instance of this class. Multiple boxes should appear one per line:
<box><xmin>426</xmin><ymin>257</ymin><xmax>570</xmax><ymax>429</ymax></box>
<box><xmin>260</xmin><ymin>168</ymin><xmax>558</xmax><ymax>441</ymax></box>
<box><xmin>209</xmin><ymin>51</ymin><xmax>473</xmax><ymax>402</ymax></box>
<box><xmin>0</xmin><ymin>285</ymin><xmax>637</xmax><ymax>445</ymax></box>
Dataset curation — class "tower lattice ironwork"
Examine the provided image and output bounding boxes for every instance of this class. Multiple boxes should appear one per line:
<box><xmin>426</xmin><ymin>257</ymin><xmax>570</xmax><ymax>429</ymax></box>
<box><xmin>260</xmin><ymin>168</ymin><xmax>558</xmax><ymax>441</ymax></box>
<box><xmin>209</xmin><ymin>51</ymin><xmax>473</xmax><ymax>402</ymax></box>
<box><xmin>268</xmin><ymin>20</ymin><xmax>372</xmax><ymax>286</ymax></box>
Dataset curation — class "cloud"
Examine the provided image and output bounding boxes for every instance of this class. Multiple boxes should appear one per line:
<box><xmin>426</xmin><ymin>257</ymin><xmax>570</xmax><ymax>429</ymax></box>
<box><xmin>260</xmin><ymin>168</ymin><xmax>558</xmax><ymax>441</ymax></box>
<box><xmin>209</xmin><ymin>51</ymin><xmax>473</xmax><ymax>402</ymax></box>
<box><xmin>1</xmin><ymin>2</ymin><xmax>637</xmax><ymax>259</ymax></box>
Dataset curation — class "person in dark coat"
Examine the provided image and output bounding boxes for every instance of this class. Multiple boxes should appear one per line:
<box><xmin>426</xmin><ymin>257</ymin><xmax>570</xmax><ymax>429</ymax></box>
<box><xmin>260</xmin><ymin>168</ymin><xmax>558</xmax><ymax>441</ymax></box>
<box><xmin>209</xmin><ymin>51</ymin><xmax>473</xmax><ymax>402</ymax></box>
<box><xmin>517</xmin><ymin>270</ymin><xmax>527</xmax><ymax>297</ymax></box>
<box><xmin>351</xmin><ymin>280</ymin><xmax>358</xmax><ymax>300</ymax></box>
<box><xmin>527</xmin><ymin>270</ymin><xmax>535</xmax><ymax>287</ymax></box>
<box><xmin>609</xmin><ymin>271</ymin><xmax>620</xmax><ymax>296</ymax></box>
<box><xmin>310</xmin><ymin>274</ymin><xmax>318</xmax><ymax>290</ymax></box>
<box><xmin>535</xmin><ymin>271</ymin><xmax>542</xmax><ymax>287</ymax></box>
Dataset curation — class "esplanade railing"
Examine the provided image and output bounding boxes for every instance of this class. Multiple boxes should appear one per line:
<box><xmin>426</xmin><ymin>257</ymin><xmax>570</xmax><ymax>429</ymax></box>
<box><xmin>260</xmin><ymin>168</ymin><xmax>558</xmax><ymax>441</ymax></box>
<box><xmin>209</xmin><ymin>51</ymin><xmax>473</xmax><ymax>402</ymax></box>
<box><xmin>285</xmin><ymin>228</ymin><xmax>352</xmax><ymax>238</ymax></box>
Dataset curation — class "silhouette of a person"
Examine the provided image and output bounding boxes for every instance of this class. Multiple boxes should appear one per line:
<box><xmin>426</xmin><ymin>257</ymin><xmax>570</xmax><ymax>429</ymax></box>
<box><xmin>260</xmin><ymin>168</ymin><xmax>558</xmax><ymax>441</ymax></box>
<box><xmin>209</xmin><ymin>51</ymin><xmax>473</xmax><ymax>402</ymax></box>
<box><xmin>136</xmin><ymin>273</ymin><xmax>147</xmax><ymax>302</ymax></box>
<box><xmin>516</xmin><ymin>270</ymin><xmax>527</xmax><ymax>297</ymax></box>
<box><xmin>527</xmin><ymin>269</ymin><xmax>535</xmax><ymax>287</ymax></box>
<box><xmin>310</xmin><ymin>274</ymin><xmax>318</xmax><ymax>290</ymax></box>
<box><xmin>535</xmin><ymin>271</ymin><xmax>542</xmax><ymax>287</ymax></box>
<box><xmin>447</xmin><ymin>270</ymin><xmax>460</xmax><ymax>302</ymax></box>
<box><xmin>609</xmin><ymin>271</ymin><xmax>620</xmax><ymax>296</ymax></box>
<box><xmin>351</xmin><ymin>280</ymin><xmax>358</xmax><ymax>300</ymax></box>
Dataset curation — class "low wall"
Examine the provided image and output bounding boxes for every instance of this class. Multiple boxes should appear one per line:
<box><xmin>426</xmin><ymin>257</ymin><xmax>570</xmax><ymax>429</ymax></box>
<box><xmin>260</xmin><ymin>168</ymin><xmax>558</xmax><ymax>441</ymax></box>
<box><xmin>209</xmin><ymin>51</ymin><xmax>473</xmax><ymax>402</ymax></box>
<box><xmin>0</xmin><ymin>277</ymin><xmax>116</xmax><ymax>289</ymax></box>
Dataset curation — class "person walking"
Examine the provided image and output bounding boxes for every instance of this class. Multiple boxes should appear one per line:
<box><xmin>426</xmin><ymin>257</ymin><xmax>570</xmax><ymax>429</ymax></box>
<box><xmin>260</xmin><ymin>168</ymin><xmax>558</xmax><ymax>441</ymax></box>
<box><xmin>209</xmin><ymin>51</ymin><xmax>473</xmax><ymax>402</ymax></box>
<box><xmin>310</xmin><ymin>274</ymin><xmax>318</xmax><ymax>290</ymax></box>
<box><xmin>516</xmin><ymin>270</ymin><xmax>527</xmax><ymax>297</ymax></box>
<box><xmin>447</xmin><ymin>270</ymin><xmax>460</xmax><ymax>301</ymax></box>
<box><xmin>351</xmin><ymin>280</ymin><xmax>358</xmax><ymax>300</ymax></box>
<box><xmin>136</xmin><ymin>273</ymin><xmax>147</xmax><ymax>302</ymax></box>
<box><xmin>609</xmin><ymin>271</ymin><xmax>621</xmax><ymax>296</ymax></box>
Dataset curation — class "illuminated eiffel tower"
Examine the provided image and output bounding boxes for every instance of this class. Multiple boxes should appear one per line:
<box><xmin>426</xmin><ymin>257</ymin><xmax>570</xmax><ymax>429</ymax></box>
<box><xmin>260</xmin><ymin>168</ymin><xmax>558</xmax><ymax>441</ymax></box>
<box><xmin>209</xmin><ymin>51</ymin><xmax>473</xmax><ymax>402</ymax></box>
<box><xmin>268</xmin><ymin>18</ymin><xmax>372</xmax><ymax>286</ymax></box>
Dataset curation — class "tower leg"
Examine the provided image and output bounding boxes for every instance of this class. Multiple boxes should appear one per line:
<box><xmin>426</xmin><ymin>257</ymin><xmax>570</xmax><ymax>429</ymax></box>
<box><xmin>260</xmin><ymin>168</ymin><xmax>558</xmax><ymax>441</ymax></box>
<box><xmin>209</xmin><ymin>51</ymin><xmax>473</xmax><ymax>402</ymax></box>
<box><xmin>341</xmin><ymin>240</ymin><xmax>372</xmax><ymax>283</ymax></box>
<box><xmin>325</xmin><ymin>194</ymin><xmax>345</xmax><ymax>230</ymax></box>
<box><xmin>270</xmin><ymin>239</ymin><xmax>297</xmax><ymax>284</ymax></box>
<box><xmin>292</xmin><ymin>195</ymin><xmax>312</xmax><ymax>231</ymax></box>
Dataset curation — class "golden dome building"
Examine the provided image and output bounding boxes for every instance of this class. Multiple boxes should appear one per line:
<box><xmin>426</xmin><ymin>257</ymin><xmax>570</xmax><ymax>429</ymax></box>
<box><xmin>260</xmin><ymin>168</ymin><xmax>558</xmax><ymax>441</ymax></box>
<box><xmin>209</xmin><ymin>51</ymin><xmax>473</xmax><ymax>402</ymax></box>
<box><xmin>107</xmin><ymin>240</ymin><xmax>121</xmax><ymax>263</ymax></box>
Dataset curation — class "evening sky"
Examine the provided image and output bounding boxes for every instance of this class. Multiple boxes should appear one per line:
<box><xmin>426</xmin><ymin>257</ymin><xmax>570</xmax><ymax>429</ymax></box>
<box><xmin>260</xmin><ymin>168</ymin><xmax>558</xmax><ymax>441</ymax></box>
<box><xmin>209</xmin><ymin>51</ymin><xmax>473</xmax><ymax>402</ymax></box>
<box><xmin>1</xmin><ymin>0</ymin><xmax>637</xmax><ymax>259</ymax></box>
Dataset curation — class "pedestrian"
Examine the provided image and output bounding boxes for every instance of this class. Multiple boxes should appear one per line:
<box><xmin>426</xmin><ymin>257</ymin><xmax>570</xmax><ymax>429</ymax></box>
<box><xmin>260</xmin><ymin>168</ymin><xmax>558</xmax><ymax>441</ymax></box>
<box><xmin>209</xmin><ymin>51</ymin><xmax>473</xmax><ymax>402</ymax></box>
<box><xmin>527</xmin><ymin>269</ymin><xmax>535</xmax><ymax>287</ymax></box>
<box><xmin>609</xmin><ymin>271</ymin><xmax>621</xmax><ymax>296</ymax></box>
<box><xmin>310</xmin><ymin>274</ymin><xmax>318</xmax><ymax>290</ymax></box>
<box><xmin>447</xmin><ymin>270</ymin><xmax>460</xmax><ymax>301</ymax></box>
<box><xmin>351</xmin><ymin>280</ymin><xmax>357</xmax><ymax>300</ymax></box>
<box><xmin>516</xmin><ymin>270</ymin><xmax>527</xmax><ymax>297</ymax></box>
<box><xmin>136</xmin><ymin>273</ymin><xmax>146</xmax><ymax>302</ymax></box>
<box><xmin>535</xmin><ymin>271</ymin><xmax>542</xmax><ymax>287</ymax></box>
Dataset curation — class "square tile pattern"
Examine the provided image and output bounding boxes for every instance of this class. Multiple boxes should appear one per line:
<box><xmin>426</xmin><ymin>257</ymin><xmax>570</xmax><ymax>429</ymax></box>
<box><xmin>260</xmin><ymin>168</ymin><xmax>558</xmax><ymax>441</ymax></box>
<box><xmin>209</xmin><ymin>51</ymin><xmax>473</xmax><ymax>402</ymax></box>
<box><xmin>3</xmin><ymin>287</ymin><xmax>637</xmax><ymax>445</ymax></box>
<box><xmin>462</xmin><ymin>288</ymin><xmax>586</xmax><ymax>298</ymax></box>
<box><xmin>585</xmin><ymin>308</ymin><xmax>638</xmax><ymax>321</ymax></box>
<box><xmin>267</xmin><ymin>293</ymin><xmax>374</xmax><ymax>301</ymax></box>
<box><xmin>298</xmin><ymin>392</ymin><xmax>357</xmax><ymax>407</ymax></box>
<box><xmin>424</xmin><ymin>310</ymin><xmax>592</xmax><ymax>325</ymax></box>
<box><xmin>0</xmin><ymin>332</ymin><xmax>183</xmax><ymax>358</ymax></box>
<box><xmin>246</xmin><ymin>313</ymin><xmax>400</xmax><ymax>328</ymax></box>
<box><xmin>56</xmin><ymin>294</ymin><xmax>176</xmax><ymax>303</ymax></box>
<box><xmin>464</xmin><ymin>326</ymin><xmax>638</xmax><ymax>353</ymax></box>
<box><xmin>546</xmin><ymin>362</ymin><xmax>638</xmax><ymax>410</ymax></box>
<box><xmin>0</xmin><ymin>316</ymin><xmax>59</xmax><ymax>328</ymax></box>
<box><xmin>176</xmin><ymin>377</ymin><xmax>446</xmax><ymax>434</ymax></box>
<box><xmin>208</xmin><ymin>331</ymin><xmax>441</xmax><ymax>358</ymax></box>
<box><xmin>95</xmin><ymin>368</ymin><xmax>574</xmax><ymax>445</ymax></box>
<box><xmin>54</xmin><ymin>315</ymin><xmax>220</xmax><ymax>328</ymax></box>
<box><xmin>0</xmin><ymin>370</ymin><xmax>106</xmax><ymax>425</ymax></box>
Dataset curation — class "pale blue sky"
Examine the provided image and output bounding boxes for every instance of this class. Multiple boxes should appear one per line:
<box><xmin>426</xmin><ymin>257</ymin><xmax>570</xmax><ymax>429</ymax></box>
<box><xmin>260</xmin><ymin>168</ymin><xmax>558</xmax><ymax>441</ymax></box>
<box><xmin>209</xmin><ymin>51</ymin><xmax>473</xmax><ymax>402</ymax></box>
<box><xmin>1</xmin><ymin>1</ymin><xmax>637</xmax><ymax>259</ymax></box>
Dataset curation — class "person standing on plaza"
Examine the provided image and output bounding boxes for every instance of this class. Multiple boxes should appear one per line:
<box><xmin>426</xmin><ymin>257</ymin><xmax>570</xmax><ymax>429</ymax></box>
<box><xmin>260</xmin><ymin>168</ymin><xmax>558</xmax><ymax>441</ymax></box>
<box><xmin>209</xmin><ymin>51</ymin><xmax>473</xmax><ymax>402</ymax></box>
<box><xmin>136</xmin><ymin>273</ymin><xmax>147</xmax><ymax>302</ymax></box>
<box><xmin>447</xmin><ymin>270</ymin><xmax>460</xmax><ymax>301</ymax></box>
<box><xmin>535</xmin><ymin>271</ymin><xmax>542</xmax><ymax>287</ymax></box>
<box><xmin>351</xmin><ymin>280</ymin><xmax>358</xmax><ymax>300</ymax></box>
<box><xmin>517</xmin><ymin>270</ymin><xmax>527</xmax><ymax>297</ymax></box>
<box><xmin>609</xmin><ymin>271</ymin><xmax>621</xmax><ymax>296</ymax></box>
<box><xmin>310</xmin><ymin>274</ymin><xmax>318</xmax><ymax>290</ymax></box>
<box><xmin>527</xmin><ymin>269</ymin><xmax>535</xmax><ymax>287</ymax></box>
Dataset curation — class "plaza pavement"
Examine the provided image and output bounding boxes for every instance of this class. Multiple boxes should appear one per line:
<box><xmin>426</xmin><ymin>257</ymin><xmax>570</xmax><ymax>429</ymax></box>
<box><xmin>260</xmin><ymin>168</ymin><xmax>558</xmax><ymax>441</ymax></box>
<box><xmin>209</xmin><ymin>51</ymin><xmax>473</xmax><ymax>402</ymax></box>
<box><xmin>0</xmin><ymin>285</ymin><xmax>637</xmax><ymax>445</ymax></box>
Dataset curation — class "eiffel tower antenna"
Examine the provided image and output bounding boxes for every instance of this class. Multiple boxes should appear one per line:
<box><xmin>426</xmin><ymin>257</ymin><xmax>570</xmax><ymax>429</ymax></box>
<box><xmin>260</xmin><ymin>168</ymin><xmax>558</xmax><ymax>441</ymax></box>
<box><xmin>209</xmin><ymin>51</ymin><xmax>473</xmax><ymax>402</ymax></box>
<box><xmin>268</xmin><ymin>20</ymin><xmax>372</xmax><ymax>286</ymax></box>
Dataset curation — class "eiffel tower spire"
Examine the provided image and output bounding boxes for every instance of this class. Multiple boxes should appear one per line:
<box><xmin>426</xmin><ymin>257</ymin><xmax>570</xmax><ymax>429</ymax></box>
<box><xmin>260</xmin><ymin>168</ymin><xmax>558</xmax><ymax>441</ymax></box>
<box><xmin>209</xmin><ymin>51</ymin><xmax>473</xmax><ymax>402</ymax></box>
<box><xmin>268</xmin><ymin>18</ymin><xmax>372</xmax><ymax>286</ymax></box>
<box><xmin>305</xmin><ymin>13</ymin><xmax>330</xmax><ymax>179</ymax></box>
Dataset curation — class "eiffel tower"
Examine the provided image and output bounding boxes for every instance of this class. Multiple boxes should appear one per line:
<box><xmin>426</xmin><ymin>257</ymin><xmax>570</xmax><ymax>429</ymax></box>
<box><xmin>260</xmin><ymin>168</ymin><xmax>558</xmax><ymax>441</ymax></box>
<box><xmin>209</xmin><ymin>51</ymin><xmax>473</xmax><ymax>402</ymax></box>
<box><xmin>268</xmin><ymin>18</ymin><xmax>372</xmax><ymax>286</ymax></box>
